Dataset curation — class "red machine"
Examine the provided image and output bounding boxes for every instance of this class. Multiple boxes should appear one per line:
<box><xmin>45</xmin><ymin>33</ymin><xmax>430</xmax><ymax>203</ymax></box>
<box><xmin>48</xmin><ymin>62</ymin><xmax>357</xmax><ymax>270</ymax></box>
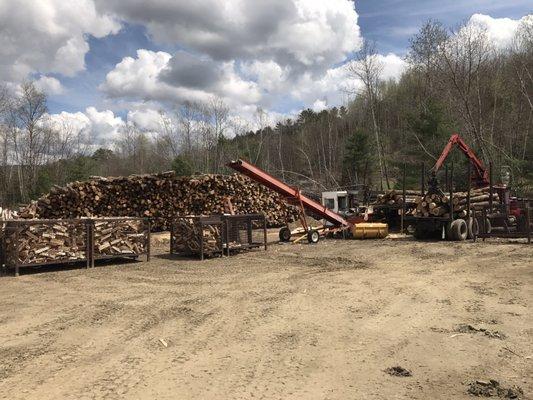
<box><xmin>432</xmin><ymin>133</ymin><xmax>489</xmax><ymax>187</ymax></box>
<box><xmin>430</xmin><ymin>134</ymin><xmax>530</xmax><ymax>235</ymax></box>
<box><xmin>227</xmin><ymin>159</ymin><xmax>350</xmax><ymax>243</ymax></box>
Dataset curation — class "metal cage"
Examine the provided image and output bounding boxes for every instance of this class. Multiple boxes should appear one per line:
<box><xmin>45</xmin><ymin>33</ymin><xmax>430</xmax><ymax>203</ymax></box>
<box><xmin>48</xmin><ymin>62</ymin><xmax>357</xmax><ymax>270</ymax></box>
<box><xmin>222</xmin><ymin>214</ymin><xmax>267</xmax><ymax>255</ymax></box>
<box><xmin>0</xmin><ymin>217</ymin><xmax>150</xmax><ymax>276</ymax></box>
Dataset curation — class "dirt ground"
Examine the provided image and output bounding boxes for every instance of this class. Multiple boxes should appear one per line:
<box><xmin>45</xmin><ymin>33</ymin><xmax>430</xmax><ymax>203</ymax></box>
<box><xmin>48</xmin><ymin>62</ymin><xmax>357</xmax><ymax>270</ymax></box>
<box><xmin>0</xmin><ymin>233</ymin><xmax>531</xmax><ymax>400</ymax></box>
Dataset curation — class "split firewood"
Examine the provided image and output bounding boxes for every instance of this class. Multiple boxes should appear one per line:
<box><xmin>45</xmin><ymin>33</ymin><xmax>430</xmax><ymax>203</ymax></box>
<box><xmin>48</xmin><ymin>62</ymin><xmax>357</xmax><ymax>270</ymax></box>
<box><xmin>93</xmin><ymin>219</ymin><xmax>147</xmax><ymax>256</ymax></box>
<box><xmin>3</xmin><ymin>221</ymin><xmax>87</xmax><ymax>265</ymax></box>
<box><xmin>171</xmin><ymin>217</ymin><xmax>222</xmax><ymax>256</ymax></box>
<box><xmin>18</xmin><ymin>172</ymin><xmax>299</xmax><ymax>230</ymax></box>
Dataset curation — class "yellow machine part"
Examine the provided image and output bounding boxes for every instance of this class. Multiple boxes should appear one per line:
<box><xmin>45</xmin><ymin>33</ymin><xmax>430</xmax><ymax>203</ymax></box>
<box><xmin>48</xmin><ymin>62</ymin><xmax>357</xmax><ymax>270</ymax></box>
<box><xmin>351</xmin><ymin>223</ymin><xmax>388</xmax><ymax>239</ymax></box>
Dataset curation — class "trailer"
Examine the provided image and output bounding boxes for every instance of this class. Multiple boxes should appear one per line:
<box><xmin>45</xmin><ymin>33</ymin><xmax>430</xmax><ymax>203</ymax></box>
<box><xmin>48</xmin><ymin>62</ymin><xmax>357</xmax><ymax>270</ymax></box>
<box><xmin>227</xmin><ymin>159</ymin><xmax>387</xmax><ymax>243</ymax></box>
<box><xmin>228</xmin><ymin>159</ymin><xmax>350</xmax><ymax>243</ymax></box>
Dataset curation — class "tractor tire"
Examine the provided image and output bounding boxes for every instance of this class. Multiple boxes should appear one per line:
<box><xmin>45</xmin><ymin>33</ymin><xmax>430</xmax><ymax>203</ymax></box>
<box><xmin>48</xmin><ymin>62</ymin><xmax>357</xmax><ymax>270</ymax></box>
<box><xmin>307</xmin><ymin>229</ymin><xmax>320</xmax><ymax>244</ymax></box>
<box><xmin>450</xmin><ymin>219</ymin><xmax>468</xmax><ymax>241</ymax></box>
<box><xmin>477</xmin><ymin>217</ymin><xmax>492</xmax><ymax>234</ymax></box>
<box><xmin>279</xmin><ymin>227</ymin><xmax>291</xmax><ymax>242</ymax></box>
<box><xmin>413</xmin><ymin>224</ymin><xmax>426</xmax><ymax>240</ymax></box>
<box><xmin>466</xmin><ymin>217</ymin><xmax>478</xmax><ymax>239</ymax></box>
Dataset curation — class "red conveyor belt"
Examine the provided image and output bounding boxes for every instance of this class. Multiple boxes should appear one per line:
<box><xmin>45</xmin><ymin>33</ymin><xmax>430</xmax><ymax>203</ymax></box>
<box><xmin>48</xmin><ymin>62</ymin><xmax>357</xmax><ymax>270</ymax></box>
<box><xmin>227</xmin><ymin>159</ymin><xmax>349</xmax><ymax>227</ymax></box>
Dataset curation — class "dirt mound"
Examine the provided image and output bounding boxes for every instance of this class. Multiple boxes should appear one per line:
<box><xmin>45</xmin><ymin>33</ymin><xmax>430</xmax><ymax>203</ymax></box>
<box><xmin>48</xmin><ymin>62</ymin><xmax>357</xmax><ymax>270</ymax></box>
<box><xmin>467</xmin><ymin>380</ymin><xmax>523</xmax><ymax>398</ymax></box>
<box><xmin>384</xmin><ymin>366</ymin><xmax>412</xmax><ymax>377</ymax></box>
<box><xmin>455</xmin><ymin>324</ymin><xmax>506</xmax><ymax>339</ymax></box>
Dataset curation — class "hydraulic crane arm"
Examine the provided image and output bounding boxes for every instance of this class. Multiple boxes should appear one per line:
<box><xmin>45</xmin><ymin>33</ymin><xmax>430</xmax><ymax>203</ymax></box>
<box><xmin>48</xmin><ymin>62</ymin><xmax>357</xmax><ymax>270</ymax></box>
<box><xmin>433</xmin><ymin>134</ymin><xmax>489</xmax><ymax>187</ymax></box>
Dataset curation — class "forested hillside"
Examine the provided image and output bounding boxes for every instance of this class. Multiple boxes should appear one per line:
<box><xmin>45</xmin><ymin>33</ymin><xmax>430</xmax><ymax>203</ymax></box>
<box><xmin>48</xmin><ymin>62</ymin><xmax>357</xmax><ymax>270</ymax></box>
<box><xmin>1</xmin><ymin>19</ymin><xmax>531</xmax><ymax>206</ymax></box>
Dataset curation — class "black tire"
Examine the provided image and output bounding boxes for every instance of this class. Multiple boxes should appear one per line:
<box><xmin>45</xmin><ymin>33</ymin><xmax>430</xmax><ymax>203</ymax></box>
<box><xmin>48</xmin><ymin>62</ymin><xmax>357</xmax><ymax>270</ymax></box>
<box><xmin>413</xmin><ymin>224</ymin><xmax>426</xmax><ymax>240</ymax></box>
<box><xmin>450</xmin><ymin>219</ymin><xmax>468</xmax><ymax>241</ymax></box>
<box><xmin>477</xmin><ymin>217</ymin><xmax>492</xmax><ymax>234</ymax></box>
<box><xmin>466</xmin><ymin>217</ymin><xmax>478</xmax><ymax>239</ymax></box>
<box><xmin>484</xmin><ymin>218</ymin><xmax>492</xmax><ymax>234</ymax></box>
<box><xmin>279</xmin><ymin>227</ymin><xmax>291</xmax><ymax>242</ymax></box>
<box><xmin>307</xmin><ymin>229</ymin><xmax>320</xmax><ymax>244</ymax></box>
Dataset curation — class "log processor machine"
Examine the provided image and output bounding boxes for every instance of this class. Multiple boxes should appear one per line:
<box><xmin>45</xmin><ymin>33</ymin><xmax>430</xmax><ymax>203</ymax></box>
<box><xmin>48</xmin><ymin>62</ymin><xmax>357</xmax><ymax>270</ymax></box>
<box><xmin>411</xmin><ymin>133</ymin><xmax>530</xmax><ymax>240</ymax></box>
<box><xmin>227</xmin><ymin>159</ymin><xmax>386</xmax><ymax>243</ymax></box>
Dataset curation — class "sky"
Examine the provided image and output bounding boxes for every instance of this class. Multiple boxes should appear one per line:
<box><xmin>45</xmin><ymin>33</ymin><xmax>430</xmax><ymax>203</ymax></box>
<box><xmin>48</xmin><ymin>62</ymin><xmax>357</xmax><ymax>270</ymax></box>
<box><xmin>0</xmin><ymin>0</ymin><xmax>531</xmax><ymax>146</ymax></box>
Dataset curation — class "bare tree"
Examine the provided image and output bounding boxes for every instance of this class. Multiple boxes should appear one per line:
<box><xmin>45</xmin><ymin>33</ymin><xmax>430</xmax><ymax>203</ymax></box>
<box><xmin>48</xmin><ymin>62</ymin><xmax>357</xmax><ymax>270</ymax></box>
<box><xmin>0</xmin><ymin>86</ymin><xmax>12</xmax><ymax>205</ymax></box>
<box><xmin>9</xmin><ymin>82</ymin><xmax>53</xmax><ymax>201</ymax></box>
<box><xmin>433</xmin><ymin>22</ymin><xmax>493</xmax><ymax>161</ymax></box>
<box><xmin>348</xmin><ymin>40</ymin><xmax>389</xmax><ymax>189</ymax></box>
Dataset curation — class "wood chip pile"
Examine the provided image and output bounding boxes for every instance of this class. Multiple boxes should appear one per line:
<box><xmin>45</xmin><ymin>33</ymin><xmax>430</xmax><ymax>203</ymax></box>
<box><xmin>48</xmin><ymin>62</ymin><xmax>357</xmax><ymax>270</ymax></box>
<box><xmin>414</xmin><ymin>187</ymin><xmax>499</xmax><ymax>218</ymax></box>
<box><xmin>19</xmin><ymin>172</ymin><xmax>298</xmax><ymax>230</ymax></box>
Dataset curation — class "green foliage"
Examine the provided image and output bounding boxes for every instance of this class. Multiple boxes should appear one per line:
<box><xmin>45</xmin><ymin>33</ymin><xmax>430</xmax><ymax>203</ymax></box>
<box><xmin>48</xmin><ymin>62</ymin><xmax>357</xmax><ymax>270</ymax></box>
<box><xmin>32</xmin><ymin>169</ymin><xmax>53</xmax><ymax>198</ymax></box>
<box><xmin>342</xmin><ymin>130</ymin><xmax>374</xmax><ymax>185</ymax></box>
<box><xmin>172</xmin><ymin>155</ymin><xmax>193</xmax><ymax>176</ymax></box>
<box><xmin>407</xmin><ymin>100</ymin><xmax>452</xmax><ymax>156</ymax></box>
<box><xmin>65</xmin><ymin>156</ymin><xmax>98</xmax><ymax>182</ymax></box>
<box><xmin>92</xmin><ymin>148</ymin><xmax>114</xmax><ymax>162</ymax></box>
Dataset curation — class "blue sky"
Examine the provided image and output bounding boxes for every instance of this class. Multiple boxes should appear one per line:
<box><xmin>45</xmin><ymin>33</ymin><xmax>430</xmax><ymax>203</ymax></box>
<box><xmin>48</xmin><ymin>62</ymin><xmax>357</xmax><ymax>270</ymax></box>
<box><xmin>1</xmin><ymin>0</ymin><xmax>531</xmax><ymax>138</ymax></box>
<box><xmin>357</xmin><ymin>0</ymin><xmax>532</xmax><ymax>52</ymax></box>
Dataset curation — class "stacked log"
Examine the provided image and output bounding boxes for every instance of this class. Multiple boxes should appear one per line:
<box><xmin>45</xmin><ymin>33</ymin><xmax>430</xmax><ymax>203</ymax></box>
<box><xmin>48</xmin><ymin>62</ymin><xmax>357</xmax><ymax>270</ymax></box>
<box><xmin>375</xmin><ymin>190</ymin><xmax>422</xmax><ymax>206</ymax></box>
<box><xmin>0</xmin><ymin>207</ymin><xmax>17</xmax><ymax>220</ymax></box>
<box><xmin>171</xmin><ymin>217</ymin><xmax>222</xmax><ymax>256</ymax></box>
<box><xmin>414</xmin><ymin>187</ymin><xmax>499</xmax><ymax>218</ymax></box>
<box><xmin>3</xmin><ymin>221</ymin><xmax>87</xmax><ymax>265</ymax></box>
<box><xmin>18</xmin><ymin>172</ymin><xmax>299</xmax><ymax>230</ymax></box>
<box><xmin>93</xmin><ymin>219</ymin><xmax>148</xmax><ymax>257</ymax></box>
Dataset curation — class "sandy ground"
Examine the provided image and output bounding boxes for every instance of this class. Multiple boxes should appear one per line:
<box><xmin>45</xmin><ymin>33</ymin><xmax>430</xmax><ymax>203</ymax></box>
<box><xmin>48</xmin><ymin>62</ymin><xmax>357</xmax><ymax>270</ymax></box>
<box><xmin>0</xmin><ymin>233</ymin><xmax>531</xmax><ymax>400</ymax></box>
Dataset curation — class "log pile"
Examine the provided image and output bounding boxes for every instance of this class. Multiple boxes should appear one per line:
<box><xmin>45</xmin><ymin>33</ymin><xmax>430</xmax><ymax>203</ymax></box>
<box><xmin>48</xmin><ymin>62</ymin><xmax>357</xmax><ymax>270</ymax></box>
<box><xmin>414</xmin><ymin>187</ymin><xmax>500</xmax><ymax>218</ymax></box>
<box><xmin>171</xmin><ymin>217</ymin><xmax>222</xmax><ymax>257</ymax></box>
<box><xmin>3</xmin><ymin>221</ymin><xmax>87</xmax><ymax>265</ymax></box>
<box><xmin>19</xmin><ymin>172</ymin><xmax>299</xmax><ymax>230</ymax></box>
<box><xmin>93</xmin><ymin>219</ymin><xmax>148</xmax><ymax>257</ymax></box>
<box><xmin>375</xmin><ymin>190</ymin><xmax>422</xmax><ymax>206</ymax></box>
<box><xmin>0</xmin><ymin>207</ymin><xmax>17</xmax><ymax>220</ymax></box>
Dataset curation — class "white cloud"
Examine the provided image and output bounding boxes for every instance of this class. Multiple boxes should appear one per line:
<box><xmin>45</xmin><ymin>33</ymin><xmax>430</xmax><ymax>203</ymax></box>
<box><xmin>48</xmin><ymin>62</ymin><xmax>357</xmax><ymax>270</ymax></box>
<box><xmin>311</xmin><ymin>99</ymin><xmax>328</xmax><ymax>112</ymax></box>
<box><xmin>48</xmin><ymin>107</ymin><xmax>125</xmax><ymax>147</ymax></box>
<box><xmin>101</xmin><ymin>49</ymin><xmax>261</xmax><ymax>108</ymax></box>
<box><xmin>0</xmin><ymin>0</ymin><xmax>120</xmax><ymax>84</ymax></box>
<box><xmin>377</xmin><ymin>53</ymin><xmax>408</xmax><ymax>81</ymax></box>
<box><xmin>34</xmin><ymin>76</ymin><xmax>64</xmax><ymax>95</ymax></box>
<box><xmin>467</xmin><ymin>13</ymin><xmax>523</xmax><ymax>49</ymax></box>
<box><xmin>127</xmin><ymin>108</ymin><xmax>164</xmax><ymax>132</ymax></box>
<box><xmin>96</xmin><ymin>0</ymin><xmax>361</xmax><ymax>74</ymax></box>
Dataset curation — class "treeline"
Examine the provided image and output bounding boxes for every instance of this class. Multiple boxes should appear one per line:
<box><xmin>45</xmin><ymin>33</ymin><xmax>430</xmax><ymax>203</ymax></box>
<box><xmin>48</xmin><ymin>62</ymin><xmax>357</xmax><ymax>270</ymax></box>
<box><xmin>0</xmin><ymin>18</ymin><xmax>532</xmax><ymax>207</ymax></box>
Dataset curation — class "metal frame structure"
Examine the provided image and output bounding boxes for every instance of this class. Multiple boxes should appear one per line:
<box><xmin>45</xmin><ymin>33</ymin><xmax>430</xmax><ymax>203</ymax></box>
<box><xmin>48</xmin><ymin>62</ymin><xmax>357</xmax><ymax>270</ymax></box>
<box><xmin>0</xmin><ymin>217</ymin><xmax>151</xmax><ymax>276</ymax></box>
<box><xmin>473</xmin><ymin>206</ymin><xmax>531</xmax><ymax>243</ymax></box>
<box><xmin>89</xmin><ymin>217</ymin><xmax>151</xmax><ymax>268</ymax></box>
<box><xmin>227</xmin><ymin>159</ymin><xmax>350</xmax><ymax>228</ymax></box>
<box><xmin>405</xmin><ymin>162</ymin><xmax>470</xmax><ymax>240</ymax></box>
<box><xmin>471</xmin><ymin>164</ymin><xmax>532</xmax><ymax>243</ymax></box>
<box><xmin>223</xmin><ymin>214</ymin><xmax>267</xmax><ymax>256</ymax></box>
<box><xmin>433</xmin><ymin>133</ymin><xmax>489</xmax><ymax>187</ymax></box>
<box><xmin>170</xmin><ymin>214</ymin><xmax>268</xmax><ymax>260</ymax></box>
<box><xmin>170</xmin><ymin>216</ymin><xmax>225</xmax><ymax>260</ymax></box>
<box><xmin>227</xmin><ymin>159</ymin><xmax>350</xmax><ymax>243</ymax></box>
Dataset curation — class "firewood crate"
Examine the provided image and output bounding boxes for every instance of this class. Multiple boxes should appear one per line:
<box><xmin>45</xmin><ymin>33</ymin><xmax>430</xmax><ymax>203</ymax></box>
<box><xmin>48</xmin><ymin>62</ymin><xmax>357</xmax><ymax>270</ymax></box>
<box><xmin>222</xmin><ymin>214</ymin><xmax>267</xmax><ymax>256</ymax></box>
<box><xmin>0</xmin><ymin>219</ymin><xmax>91</xmax><ymax>276</ymax></box>
<box><xmin>170</xmin><ymin>216</ymin><xmax>224</xmax><ymax>260</ymax></box>
<box><xmin>0</xmin><ymin>217</ymin><xmax>151</xmax><ymax>276</ymax></box>
<box><xmin>89</xmin><ymin>217</ymin><xmax>151</xmax><ymax>266</ymax></box>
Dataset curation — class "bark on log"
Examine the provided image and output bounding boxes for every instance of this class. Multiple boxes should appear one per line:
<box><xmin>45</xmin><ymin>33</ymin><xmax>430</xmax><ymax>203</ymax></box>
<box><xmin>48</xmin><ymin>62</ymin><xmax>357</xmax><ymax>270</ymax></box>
<box><xmin>18</xmin><ymin>172</ymin><xmax>299</xmax><ymax>230</ymax></box>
